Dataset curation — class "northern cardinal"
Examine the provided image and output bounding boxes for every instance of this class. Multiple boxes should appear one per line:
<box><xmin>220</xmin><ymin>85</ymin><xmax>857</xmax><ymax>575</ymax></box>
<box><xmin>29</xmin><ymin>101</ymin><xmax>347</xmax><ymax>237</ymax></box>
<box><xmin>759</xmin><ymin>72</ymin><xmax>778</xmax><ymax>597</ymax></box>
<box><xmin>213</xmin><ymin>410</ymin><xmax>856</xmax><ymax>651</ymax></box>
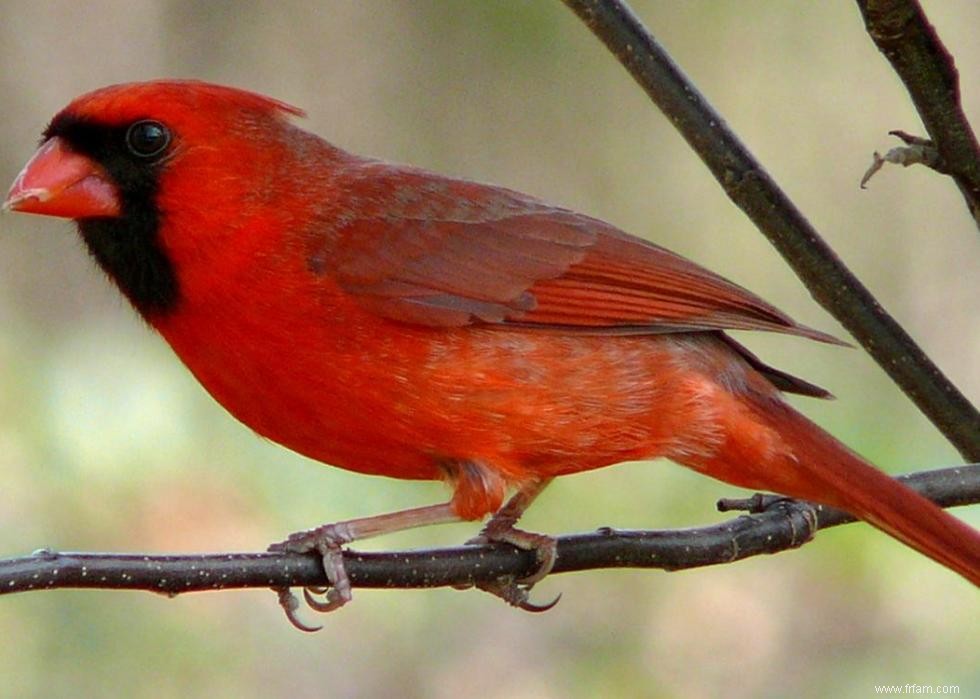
<box><xmin>5</xmin><ymin>81</ymin><xmax>979</xmax><ymax>628</ymax></box>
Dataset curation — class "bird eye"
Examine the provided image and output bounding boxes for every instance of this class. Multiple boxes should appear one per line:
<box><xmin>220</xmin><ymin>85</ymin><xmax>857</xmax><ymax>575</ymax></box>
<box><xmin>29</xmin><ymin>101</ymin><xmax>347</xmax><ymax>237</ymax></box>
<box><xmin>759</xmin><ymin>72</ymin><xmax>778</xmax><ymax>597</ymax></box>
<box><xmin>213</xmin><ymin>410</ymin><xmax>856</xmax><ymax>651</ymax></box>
<box><xmin>125</xmin><ymin>120</ymin><xmax>171</xmax><ymax>159</ymax></box>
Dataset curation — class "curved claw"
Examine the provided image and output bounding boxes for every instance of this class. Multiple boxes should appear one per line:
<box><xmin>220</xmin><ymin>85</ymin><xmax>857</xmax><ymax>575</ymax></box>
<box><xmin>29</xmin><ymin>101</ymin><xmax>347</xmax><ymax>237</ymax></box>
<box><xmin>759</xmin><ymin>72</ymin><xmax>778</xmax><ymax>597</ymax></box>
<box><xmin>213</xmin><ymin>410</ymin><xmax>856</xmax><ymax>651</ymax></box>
<box><xmin>518</xmin><ymin>591</ymin><xmax>562</xmax><ymax>613</ymax></box>
<box><xmin>274</xmin><ymin>587</ymin><xmax>323</xmax><ymax>633</ymax></box>
<box><xmin>475</xmin><ymin>577</ymin><xmax>562</xmax><ymax>614</ymax></box>
<box><xmin>516</xmin><ymin>536</ymin><xmax>556</xmax><ymax>586</ymax></box>
<box><xmin>303</xmin><ymin>586</ymin><xmax>347</xmax><ymax>613</ymax></box>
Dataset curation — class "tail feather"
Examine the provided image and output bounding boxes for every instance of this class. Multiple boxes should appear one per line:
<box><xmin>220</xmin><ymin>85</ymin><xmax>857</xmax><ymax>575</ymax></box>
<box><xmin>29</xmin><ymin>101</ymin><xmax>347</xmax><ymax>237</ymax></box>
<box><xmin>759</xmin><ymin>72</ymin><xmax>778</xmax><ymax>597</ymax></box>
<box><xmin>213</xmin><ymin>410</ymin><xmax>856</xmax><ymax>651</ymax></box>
<box><xmin>692</xmin><ymin>393</ymin><xmax>980</xmax><ymax>586</ymax></box>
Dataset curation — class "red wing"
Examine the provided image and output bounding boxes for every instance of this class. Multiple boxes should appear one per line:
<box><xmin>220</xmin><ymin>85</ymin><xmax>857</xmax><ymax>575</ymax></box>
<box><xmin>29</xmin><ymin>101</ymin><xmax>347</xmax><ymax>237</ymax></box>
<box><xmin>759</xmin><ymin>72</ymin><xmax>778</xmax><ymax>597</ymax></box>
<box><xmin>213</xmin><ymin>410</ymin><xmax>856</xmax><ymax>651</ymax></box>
<box><xmin>316</xmin><ymin>162</ymin><xmax>839</xmax><ymax>344</ymax></box>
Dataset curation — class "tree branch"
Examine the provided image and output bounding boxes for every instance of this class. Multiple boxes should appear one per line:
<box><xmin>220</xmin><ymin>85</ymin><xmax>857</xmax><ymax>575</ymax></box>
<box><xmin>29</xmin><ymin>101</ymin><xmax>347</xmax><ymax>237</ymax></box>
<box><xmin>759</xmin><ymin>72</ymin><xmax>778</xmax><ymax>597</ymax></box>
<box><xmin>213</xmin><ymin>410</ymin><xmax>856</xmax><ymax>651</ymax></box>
<box><xmin>559</xmin><ymin>0</ymin><xmax>980</xmax><ymax>461</ymax></box>
<box><xmin>856</xmin><ymin>0</ymin><xmax>980</xmax><ymax>227</ymax></box>
<box><xmin>2</xmin><ymin>464</ymin><xmax>976</xmax><ymax>598</ymax></box>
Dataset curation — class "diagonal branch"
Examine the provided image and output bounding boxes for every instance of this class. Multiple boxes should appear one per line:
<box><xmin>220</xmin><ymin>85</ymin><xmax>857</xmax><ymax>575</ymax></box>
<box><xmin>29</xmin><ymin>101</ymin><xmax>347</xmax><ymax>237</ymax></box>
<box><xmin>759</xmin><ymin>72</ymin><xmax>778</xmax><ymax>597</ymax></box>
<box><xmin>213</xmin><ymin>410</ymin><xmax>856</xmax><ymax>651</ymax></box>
<box><xmin>856</xmin><ymin>0</ymin><xmax>980</xmax><ymax>227</ymax></box>
<box><xmin>1</xmin><ymin>464</ymin><xmax>976</xmax><ymax>597</ymax></box>
<box><xmin>560</xmin><ymin>0</ymin><xmax>980</xmax><ymax>461</ymax></box>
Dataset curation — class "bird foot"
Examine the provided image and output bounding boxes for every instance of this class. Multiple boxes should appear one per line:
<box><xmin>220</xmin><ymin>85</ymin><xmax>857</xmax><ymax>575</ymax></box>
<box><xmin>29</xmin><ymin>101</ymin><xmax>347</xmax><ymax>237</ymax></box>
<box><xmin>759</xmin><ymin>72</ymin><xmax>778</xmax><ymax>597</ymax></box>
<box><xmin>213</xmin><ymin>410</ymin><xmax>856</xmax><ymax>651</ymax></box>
<box><xmin>266</xmin><ymin>502</ymin><xmax>462</xmax><ymax>631</ymax></box>
<box><xmin>267</xmin><ymin>522</ymin><xmax>356</xmax><ymax>632</ymax></box>
<box><xmin>468</xmin><ymin>517</ymin><xmax>558</xmax><ymax>584</ymax></box>
<box><xmin>464</xmin><ymin>517</ymin><xmax>560</xmax><ymax>611</ymax></box>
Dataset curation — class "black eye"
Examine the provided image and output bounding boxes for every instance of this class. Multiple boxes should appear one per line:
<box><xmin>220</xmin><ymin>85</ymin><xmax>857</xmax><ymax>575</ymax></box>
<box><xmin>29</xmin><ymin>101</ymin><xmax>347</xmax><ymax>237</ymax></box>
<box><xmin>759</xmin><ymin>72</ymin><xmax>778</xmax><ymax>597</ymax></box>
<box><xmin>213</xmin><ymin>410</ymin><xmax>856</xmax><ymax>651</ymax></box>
<box><xmin>125</xmin><ymin>120</ymin><xmax>171</xmax><ymax>159</ymax></box>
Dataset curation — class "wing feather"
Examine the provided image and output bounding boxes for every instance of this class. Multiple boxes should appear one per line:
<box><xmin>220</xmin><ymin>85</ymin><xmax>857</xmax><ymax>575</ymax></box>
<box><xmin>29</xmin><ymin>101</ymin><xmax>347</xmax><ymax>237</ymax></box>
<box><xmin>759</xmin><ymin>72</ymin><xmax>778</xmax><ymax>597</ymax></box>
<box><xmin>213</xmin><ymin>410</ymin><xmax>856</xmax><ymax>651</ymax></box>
<box><xmin>313</xmin><ymin>163</ymin><xmax>840</xmax><ymax>344</ymax></box>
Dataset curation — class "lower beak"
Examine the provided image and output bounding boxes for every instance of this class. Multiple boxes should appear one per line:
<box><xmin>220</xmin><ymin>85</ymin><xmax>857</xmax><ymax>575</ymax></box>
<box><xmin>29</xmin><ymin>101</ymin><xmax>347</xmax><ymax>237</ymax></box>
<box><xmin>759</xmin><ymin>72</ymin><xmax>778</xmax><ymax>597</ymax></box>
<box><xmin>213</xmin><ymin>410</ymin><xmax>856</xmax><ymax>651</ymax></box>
<box><xmin>4</xmin><ymin>137</ymin><xmax>121</xmax><ymax>219</ymax></box>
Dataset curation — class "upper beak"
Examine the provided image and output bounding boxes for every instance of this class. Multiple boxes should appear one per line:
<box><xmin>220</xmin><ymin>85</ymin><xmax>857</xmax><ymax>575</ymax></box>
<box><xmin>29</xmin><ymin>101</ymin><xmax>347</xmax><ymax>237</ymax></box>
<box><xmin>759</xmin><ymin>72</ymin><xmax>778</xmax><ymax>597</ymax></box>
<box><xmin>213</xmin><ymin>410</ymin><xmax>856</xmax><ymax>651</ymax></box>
<box><xmin>4</xmin><ymin>137</ymin><xmax>121</xmax><ymax>219</ymax></box>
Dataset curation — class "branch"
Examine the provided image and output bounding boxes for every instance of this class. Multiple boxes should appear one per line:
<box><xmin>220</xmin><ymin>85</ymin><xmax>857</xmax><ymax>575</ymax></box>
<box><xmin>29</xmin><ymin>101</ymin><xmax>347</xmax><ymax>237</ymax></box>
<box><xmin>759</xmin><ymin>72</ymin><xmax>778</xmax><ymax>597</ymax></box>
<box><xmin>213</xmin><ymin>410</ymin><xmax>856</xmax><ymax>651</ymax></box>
<box><xmin>560</xmin><ymin>0</ymin><xmax>980</xmax><ymax>461</ymax></box>
<box><xmin>2</xmin><ymin>464</ymin><xmax>977</xmax><ymax>598</ymax></box>
<box><xmin>856</xmin><ymin>0</ymin><xmax>980</xmax><ymax>227</ymax></box>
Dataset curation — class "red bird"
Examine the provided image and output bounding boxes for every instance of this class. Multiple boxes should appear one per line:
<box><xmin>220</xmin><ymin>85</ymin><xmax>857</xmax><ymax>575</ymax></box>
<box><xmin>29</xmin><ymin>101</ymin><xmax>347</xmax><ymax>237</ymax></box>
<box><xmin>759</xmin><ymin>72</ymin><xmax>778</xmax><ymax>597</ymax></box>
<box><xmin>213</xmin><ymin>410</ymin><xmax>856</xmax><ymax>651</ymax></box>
<box><xmin>5</xmin><ymin>81</ymin><xmax>979</xmax><ymax>627</ymax></box>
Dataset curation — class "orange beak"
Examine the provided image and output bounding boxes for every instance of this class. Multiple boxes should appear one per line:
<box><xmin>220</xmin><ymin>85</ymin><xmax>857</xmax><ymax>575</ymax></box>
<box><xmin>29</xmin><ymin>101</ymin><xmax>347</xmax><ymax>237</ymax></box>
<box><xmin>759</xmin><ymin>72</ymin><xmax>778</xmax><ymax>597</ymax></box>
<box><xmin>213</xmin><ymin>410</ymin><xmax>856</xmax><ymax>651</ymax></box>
<box><xmin>4</xmin><ymin>137</ymin><xmax>121</xmax><ymax>219</ymax></box>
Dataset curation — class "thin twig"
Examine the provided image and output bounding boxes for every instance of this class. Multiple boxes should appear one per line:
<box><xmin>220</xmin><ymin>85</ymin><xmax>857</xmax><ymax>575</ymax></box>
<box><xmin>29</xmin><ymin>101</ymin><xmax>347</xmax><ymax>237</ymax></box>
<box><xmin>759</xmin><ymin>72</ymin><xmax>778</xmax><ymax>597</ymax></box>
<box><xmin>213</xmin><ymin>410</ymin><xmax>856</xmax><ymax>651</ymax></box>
<box><xmin>560</xmin><ymin>0</ymin><xmax>980</xmax><ymax>461</ymax></box>
<box><xmin>860</xmin><ymin>131</ymin><xmax>945</xmax><ymax>188</ymax></box>
<box><xmin>1</xmin><ymin>464</ymin><xmax>977</xmax><ymax>597</ymax></box>
<box><xmin>856</xmin><ymin>0</ymin><xmax>980</xmax><ymax>227</ymax></box>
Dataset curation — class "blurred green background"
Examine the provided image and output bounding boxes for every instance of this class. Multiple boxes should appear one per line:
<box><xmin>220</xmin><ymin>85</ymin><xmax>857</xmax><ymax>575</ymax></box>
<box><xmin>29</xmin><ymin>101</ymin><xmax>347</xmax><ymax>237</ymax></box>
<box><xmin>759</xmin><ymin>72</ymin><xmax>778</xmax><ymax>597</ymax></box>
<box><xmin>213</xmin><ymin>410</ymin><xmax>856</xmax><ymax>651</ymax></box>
<box><xmin>1</xmin><ymin>1</ymin><xmax>977</xmax><ymax>697</ymax></box>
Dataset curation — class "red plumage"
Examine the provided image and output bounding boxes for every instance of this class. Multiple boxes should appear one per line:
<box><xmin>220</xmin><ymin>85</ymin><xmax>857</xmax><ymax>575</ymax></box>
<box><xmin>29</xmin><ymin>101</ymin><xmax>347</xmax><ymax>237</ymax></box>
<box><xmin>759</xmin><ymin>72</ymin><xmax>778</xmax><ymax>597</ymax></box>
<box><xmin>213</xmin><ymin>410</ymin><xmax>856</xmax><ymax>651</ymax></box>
<box><xmin>6</xmin><ymin>81</ymin><xmax>979</xmax><ymax>608</ymax></box>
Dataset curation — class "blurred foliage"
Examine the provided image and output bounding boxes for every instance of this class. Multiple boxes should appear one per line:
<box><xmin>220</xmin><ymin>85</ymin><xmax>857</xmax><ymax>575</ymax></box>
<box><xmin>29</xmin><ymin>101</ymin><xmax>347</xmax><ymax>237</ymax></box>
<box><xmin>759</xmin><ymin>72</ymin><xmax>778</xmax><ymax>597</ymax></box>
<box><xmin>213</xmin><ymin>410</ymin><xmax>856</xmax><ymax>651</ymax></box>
<box><xmin>0</xmin><ymin>1</ymin><xmax>977</xmax><ymax>698</ymax></box>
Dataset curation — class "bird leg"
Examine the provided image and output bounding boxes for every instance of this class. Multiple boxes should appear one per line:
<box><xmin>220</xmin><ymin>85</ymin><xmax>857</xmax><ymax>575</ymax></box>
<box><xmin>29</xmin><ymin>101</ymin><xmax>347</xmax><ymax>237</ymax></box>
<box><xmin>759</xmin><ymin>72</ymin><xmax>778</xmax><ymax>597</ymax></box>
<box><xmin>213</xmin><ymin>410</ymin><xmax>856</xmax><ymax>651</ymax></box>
<box><xmin>269</xmin><ymin>479</ymin><xmax>559</xmax><ymax>630</ymax></box>
<box><xmin>465</xmin><ymin>478</ymin><xmax>561</xmax><ymax>611</ymax></box>
<box><xmin>268</xmin><ymin>502</ymin><xmax>461</xmax><ymax>631</ymax></box>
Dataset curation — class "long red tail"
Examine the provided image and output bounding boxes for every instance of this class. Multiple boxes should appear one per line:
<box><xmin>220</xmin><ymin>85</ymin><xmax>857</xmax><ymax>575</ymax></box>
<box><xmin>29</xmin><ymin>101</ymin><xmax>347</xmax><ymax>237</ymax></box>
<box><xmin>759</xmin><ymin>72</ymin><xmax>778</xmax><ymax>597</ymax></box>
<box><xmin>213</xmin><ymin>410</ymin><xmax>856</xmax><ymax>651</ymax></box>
<box><xmin>689</xmin><ymin>394</ymin><xmax>980</xmax><ymax>586</ymax></box>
